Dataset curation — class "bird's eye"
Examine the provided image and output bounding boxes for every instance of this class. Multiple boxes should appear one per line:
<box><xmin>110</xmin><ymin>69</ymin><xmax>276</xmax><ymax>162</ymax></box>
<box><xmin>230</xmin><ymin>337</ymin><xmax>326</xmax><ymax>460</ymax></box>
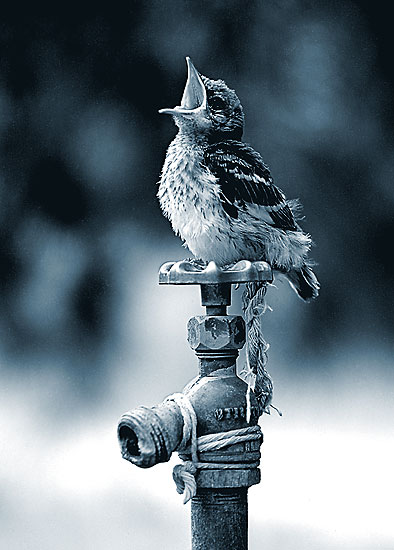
<box><xmin>209</xmin><ymin>96</ymin><xmax>227</xmax><ymax>111</ymax></box>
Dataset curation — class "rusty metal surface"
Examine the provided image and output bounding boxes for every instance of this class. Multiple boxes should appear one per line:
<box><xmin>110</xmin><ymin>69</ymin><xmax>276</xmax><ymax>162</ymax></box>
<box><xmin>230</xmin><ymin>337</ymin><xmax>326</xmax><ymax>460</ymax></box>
<box><xmin>159</xmin><ymin>259</ymin><xmax>272</xmax><ymax>285</ymax></box>
<box><xmin>117</xmin><ymin>401</ymin><xmax>183</xmax><ymax>468</ymax></box>
<box><xmin>200</xmin><ymin>283</ymin><xmax>231</xmax><ymax>307</ymax></box>
<box><xmin>191</xmin><ymin>489</ymin><xmax>248</xmax><ymax>550</ymax></box>
<box><xmin>195</xmin><ymin>469</ymin><xmax>260</xmax><ymax>489</ymax></box>
<box><xmin>182</xmin><ymin>365</ymin><xmax>262</xmax><ymax>490</ymax></box>
<box><xmin>187</xmin><ymin>315</ymin><xmax>245</xmax><ymax>352</ymax></box>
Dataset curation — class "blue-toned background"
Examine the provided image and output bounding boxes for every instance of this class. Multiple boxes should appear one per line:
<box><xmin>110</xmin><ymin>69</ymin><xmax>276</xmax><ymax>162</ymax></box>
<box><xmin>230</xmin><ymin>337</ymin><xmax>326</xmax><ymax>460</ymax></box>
<box><xmin>1</xmin><ymin>2</ymin><xmax>393</xmax><ymax>549</ymax></box>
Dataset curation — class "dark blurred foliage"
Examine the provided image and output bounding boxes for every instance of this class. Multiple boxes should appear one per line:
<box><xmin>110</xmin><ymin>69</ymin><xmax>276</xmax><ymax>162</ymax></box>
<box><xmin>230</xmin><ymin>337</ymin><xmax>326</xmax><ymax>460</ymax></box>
<box><xmin>0</xmin><ymin>0</ymin><xmax>393</xmax><ymax>389</ymax></box>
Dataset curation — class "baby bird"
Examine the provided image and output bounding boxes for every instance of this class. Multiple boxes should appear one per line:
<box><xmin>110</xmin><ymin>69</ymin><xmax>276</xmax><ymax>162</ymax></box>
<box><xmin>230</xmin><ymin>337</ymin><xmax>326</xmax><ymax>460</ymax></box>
<box><xmin>158</xmin><ymin>57</ymin><xmax>319</xmax><ymax>300</ymax></box>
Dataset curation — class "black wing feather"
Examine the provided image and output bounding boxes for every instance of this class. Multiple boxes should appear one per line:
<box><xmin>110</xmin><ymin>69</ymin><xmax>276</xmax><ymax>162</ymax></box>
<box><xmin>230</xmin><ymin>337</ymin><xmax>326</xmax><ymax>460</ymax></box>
<box><xmin>204</xmin><ymin>140</ymin><xmax>297</xmax><ymax>230</ymax></box>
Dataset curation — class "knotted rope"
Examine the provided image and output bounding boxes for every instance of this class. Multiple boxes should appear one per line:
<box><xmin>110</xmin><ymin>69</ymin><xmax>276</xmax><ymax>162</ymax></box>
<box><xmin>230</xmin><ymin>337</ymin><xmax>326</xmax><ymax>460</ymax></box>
<box><xmin>166</xmin><ymin>393</ymin><xmax>262</xmax><ymax>504</ymax></box>
<box><xmin>241</xmin><ymin>282</ymin><xmax>279</xmax><ymax>421</ymax></box>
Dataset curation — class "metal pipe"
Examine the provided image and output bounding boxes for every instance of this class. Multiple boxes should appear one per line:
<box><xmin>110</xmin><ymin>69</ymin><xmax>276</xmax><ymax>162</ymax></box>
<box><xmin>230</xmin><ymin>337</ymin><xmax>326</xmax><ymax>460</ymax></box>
<box><xmin>191</xmin><ymin>488</ymin><xmax>248</xmax><ymax>550</ymax></box>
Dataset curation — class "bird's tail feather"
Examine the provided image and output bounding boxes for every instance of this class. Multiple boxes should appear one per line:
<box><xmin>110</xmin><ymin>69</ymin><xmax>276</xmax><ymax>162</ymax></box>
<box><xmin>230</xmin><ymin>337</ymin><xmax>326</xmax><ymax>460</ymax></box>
<box><xmin>286</xmin><ymin>264</ymin><xmax>320</xmax><ymax>301</ymax></box>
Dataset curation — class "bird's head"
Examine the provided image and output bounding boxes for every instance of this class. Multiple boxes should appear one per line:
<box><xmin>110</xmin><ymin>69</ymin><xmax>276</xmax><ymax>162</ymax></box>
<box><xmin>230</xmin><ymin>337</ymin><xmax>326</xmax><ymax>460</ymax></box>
<box><xmin>159</xmin><ymin>57</ymin><xmax>244</xmax><ymax>141</ymax></box>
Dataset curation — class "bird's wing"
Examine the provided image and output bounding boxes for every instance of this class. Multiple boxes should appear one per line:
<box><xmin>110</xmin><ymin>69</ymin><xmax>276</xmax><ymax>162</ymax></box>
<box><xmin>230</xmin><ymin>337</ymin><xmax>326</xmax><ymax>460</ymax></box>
<box><xmin>204</xmin><ymin>141</ymin><xmax>297</xmax><ymax>230</ymax></box>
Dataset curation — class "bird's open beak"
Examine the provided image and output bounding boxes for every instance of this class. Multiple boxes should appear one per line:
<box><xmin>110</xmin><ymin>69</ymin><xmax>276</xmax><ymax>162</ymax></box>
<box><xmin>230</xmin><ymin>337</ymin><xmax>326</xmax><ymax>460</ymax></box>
<box><xmin>159</xmin><ymin>57</ymin><xmax>207</xmax><ymax>117</ymax></box>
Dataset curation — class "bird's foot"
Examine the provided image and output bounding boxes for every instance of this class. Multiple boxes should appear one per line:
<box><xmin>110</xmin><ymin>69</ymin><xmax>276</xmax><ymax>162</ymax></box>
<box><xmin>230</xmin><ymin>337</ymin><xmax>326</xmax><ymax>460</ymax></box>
<box><xmin>184</xmin><ymin>258</ymin><xmax>207</xmax><ymax>269</ymax></box>
<box><xmin>222</xmin><ymin>261</ymin><xmax>238</xmax><ymax>270</ymax></box>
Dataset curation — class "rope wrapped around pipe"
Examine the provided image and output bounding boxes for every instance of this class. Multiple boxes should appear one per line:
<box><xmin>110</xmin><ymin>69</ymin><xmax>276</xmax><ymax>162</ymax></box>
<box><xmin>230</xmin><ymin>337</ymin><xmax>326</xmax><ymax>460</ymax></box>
<box><xmin>166</xmin><ymin>393</ymin><xmax>263</xmax><ymax>504</ymax></box>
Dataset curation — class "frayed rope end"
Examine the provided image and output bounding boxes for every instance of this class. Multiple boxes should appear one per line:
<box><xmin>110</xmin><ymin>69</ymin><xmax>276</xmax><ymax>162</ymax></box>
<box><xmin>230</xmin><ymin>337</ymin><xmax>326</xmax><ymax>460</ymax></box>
<box><xmin>173</xmin><ymin>463</ymin><xmax>197</xmax><ymax>504</ymax></box>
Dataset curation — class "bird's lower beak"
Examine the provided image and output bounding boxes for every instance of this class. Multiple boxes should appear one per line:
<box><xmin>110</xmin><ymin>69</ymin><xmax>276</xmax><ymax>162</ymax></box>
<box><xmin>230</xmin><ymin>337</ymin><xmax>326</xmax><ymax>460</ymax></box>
<box><xmin>159</xmin><ymin>57</ymin><xmax>207</xmax><ymax>117</ymax></box>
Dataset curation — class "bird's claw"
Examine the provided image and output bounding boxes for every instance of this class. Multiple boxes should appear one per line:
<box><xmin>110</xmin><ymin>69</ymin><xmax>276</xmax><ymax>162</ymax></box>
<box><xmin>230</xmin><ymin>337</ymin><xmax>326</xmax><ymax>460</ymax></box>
<box><xmin>185</xmin><ymin>258</ymin><xmax>207</xmax><ymax>268</ymax></box>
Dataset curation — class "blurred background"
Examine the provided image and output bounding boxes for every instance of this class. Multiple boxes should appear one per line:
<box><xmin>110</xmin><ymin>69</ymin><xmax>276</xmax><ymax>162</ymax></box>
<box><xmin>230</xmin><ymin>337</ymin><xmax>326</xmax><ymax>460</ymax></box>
<box><xmin>1</xmin><ymin>2</ymin><xmax>393</xmax><ymax>549</ymax></box>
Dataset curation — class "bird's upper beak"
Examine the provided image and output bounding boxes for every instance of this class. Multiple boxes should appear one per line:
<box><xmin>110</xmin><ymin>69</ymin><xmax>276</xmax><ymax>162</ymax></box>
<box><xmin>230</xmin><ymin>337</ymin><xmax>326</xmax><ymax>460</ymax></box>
<box><xmin>159</xmin><ymin>57</ymin><xmax>207</xmax><ymax>117</ymax></box>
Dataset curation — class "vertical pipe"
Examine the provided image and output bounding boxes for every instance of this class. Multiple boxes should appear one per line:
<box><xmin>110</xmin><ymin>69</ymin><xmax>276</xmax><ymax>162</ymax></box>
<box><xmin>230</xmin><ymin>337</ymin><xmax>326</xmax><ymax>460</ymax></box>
<box><xmin>191</xmin><ymin>488</ymin><xmax>248</xmax><ymax>550</ymax></box>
